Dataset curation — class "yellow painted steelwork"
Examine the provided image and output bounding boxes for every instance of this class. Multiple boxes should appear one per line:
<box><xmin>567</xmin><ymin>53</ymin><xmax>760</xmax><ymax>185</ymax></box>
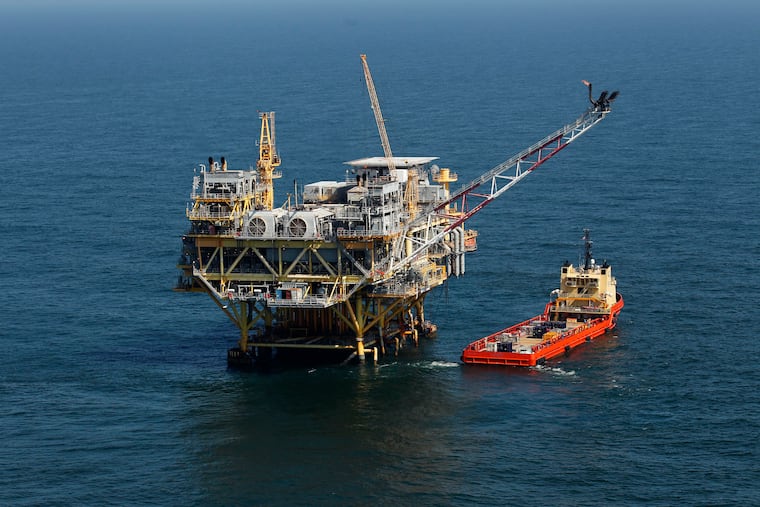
<box><xmin>257</xmin><ymin>112</ymin><xmax>282</xmax><ymax>210</ymax></box>
<box><xmin>177</xmin><ymin>229</ymin><xmax>439</xmax><ymax>361</ymax></box>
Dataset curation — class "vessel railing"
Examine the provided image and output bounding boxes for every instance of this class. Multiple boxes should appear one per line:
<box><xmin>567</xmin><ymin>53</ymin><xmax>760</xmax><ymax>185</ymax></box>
<box><xmin>531</xmin><ymin>316</ymin><xmax>608</xmax><ymax>352</ymax></box>
<box><xmin>465</xmin><ymin>314</ymin><xmax>547</xmax><ymax>351</ymax></box>
<box><xmin>563</xmin><ymin>279</ymin><xmax>600</xmax><ymax>288</ymax></box>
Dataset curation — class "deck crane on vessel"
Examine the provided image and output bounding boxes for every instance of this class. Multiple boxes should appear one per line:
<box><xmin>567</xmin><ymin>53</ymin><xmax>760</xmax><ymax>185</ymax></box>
<box><xmin>175</xmin><ymin>57</ymin><xmax>618</xmax><ymax>367</ymax></box>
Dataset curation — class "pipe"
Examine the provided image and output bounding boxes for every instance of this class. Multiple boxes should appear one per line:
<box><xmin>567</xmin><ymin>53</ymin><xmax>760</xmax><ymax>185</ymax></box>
<box><xmin>459</xmin><ymin>225</ymin><xmax>466</xmax><ymax>275</ymax></box>
<box><xmin>451</xmin><ymin>228</ymin><xmax>461</xmax><ymax>276</ymax></box>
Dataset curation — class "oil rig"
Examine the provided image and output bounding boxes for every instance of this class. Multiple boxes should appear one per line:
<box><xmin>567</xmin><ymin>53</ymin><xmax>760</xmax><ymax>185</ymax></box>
<box><xmin>175</xmin><ymin>55</ymin><xmax>618</xmax><ymax>367</ymax></box>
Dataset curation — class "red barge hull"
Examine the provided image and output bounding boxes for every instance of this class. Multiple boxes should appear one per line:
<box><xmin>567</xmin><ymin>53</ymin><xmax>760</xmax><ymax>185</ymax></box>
<box><xmin>461</xmin><ymin>294</ymin><xmax>623</xmax><ymax>367</ymax></box>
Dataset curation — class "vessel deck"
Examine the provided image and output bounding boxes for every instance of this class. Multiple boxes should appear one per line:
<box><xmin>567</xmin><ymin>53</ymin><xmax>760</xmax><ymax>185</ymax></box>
<box><xmin>462</xmin><ymin>295</ymin><xmax>623</xmax><ymax>367</ymax></box>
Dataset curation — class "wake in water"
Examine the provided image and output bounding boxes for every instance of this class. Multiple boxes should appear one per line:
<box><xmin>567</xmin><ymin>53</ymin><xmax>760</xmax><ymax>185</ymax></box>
<box><xmin>427</xmin><ymin>360</ymin><xmax>461</xmax><ymax>369</ymax></box>
<box><xmin>532</xmin><ymin>364</ymin><xmax>577</xmax><ymax>376</ymax></box>
<box><xmin>407</xmin><ymin>360</ymin><xmax>461</xmax><ymax>370</ymax></box>
<box><xmin>374</xmin><ymin>360</ymin><xmax>460</xmax><ymax>370</ymax></box>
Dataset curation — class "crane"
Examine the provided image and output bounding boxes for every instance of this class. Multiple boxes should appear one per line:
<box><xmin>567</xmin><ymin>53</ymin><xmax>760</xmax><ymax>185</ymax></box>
<box><xmin>256</xmin><ymin>111</ymin><xmax>281</xmax><ymax>210</ymax></box>
<box><xmin>377</xmin><ymin>82</ymin><xmax>619</xmax><ymax>279</ymax></box>
<box><xmin>360</xmin><ymin>54</ymin><xmax>395</xmax><ymax>176</ymax></box>
<box><xmin>360</xmin><ymin>54</ymin><xmax>419</xmax><ymax>220</ymax></box>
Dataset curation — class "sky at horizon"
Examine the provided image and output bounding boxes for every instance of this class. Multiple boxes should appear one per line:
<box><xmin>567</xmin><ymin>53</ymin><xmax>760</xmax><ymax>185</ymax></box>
<box><xmin>1</xmin><ymin>0</ymin><xmax>758</xmax><ymax>18</ymax></box>
<box><xmin>2</xmin><ymin>0</ymin><xmax>758</xmax><ymax>44</ymax></box>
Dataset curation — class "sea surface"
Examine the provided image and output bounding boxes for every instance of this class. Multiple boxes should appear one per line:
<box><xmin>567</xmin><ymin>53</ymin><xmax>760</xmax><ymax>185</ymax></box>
<box><xmin>2</xmin><ymin>1</ymin><xmax>759</xmax><ymax>505</ymax></box>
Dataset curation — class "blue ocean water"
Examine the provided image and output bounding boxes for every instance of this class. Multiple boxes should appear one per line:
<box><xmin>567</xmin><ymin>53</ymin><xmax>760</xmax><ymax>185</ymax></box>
<box><xmin>2</xmin><ymin>1</ymin><xmax>759</xmax><ymax>505</ymax></box>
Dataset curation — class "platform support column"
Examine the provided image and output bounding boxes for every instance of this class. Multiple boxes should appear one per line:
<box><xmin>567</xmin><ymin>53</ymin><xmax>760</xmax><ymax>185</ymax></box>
<box><xmin>341</xmin><ymin>296</ymin><xmax>368</xmax><ymax>362</ymax></box>
<box><xmin>356</xmin><ymin>297</ymin><xmax>366</xmax><ymax>362</ymax></box>
<box><xmin>378</xmin><ymin>315</ymin><xmax>386</xmax><ymax>356</ymax></box>
<box><xmin>236</xmin><ymin>301</ymin><xmax>255</xmax><ymax>351</ymax></box>
<box><xmin>416</xmin><ymin>298</ymin><xmax>426</xmax><ymax>326</ymax></box>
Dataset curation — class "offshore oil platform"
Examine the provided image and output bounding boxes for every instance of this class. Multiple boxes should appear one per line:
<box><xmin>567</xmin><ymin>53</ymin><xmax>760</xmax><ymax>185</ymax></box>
<box><xmin>175</xmin><ymin>55</ymin><xmax>618</xmax><ymax>367</ymax></box>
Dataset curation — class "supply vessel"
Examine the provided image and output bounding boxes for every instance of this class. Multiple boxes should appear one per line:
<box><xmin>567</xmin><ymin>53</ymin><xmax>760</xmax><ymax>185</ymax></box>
<box><xmin>461</xmin><ymin>230</ymin><xmax>623</xmax><ymax>367</ymax></box>
<box><xmin>174</xmin><ymin>54</ymin><xmax>619</xmax><ymax>367</ymax></box>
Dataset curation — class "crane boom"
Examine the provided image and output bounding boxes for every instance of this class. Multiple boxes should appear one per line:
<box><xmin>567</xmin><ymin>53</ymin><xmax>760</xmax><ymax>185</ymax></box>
<box><xmin>383</xmin><ymin>100</ymin><xmax>616</xmax><ymax>276</ymax></box>
<box><xmin>360</xmin><ymin>54</ymin><xmax>421</xmax><ymax>220</ymax></box>
<box><xmin>416</xmin><ymin>105</ymin><xmax>609</xmax><ymax>231</ymax></box>
<box><xmin>360</xmin><ymin>54</ymin><xmax>396</xmax><ymax>177</ymax></box>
